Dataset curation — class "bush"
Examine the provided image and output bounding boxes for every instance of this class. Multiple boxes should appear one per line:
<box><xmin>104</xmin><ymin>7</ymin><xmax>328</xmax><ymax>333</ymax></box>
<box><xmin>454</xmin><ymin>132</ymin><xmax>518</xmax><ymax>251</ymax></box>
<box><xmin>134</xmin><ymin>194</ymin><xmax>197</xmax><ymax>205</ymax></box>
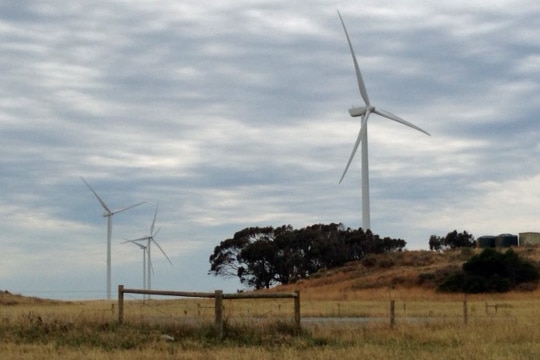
<box><xmin>437</xmin><ymin>272</ymin><xmax>466</xmax><ymax>292</ymax></box>
<box><xmin>437</xmin><ymin>248</ymin><xmax>539</xmax><ymax>293</ymax></box>
<box><xmin>360</xmin><ymin>254</ymin><xmax>377</xmax><ymax>268</ymax></box>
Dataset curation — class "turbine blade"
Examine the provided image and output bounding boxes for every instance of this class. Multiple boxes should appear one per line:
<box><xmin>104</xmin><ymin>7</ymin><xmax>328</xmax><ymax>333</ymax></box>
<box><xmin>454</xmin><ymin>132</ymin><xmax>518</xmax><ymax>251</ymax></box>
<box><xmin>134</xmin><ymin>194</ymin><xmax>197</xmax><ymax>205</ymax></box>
<box><xmin>151</xmin><ymin>238</ymin><xmax>173</xmax><ymax>266</ymax></box>
<box><xmin>337</xmin><ymin>10</ymin><xmax>370</xmax><ymax>106</ymax></box>
<box><xmin>81</xmin><ymin>177</ymin><xmax>111</xmax><ymax>213</ymax></box>
<box><xmin>126</xmin><ymin>240</ymin><xmax>146</xmax><ymax>250</ymax></box>
<box><xmin>150</xmin><ymin>202</ymin><xmax>159</xmax><ymax>235</ymax></box>
<box><xmin>339</xmin><ymin>112</ymin><xmax>370</xmax><ymax>183</ymax></box>
<box><xmin>373</xmin><ymin>108</ymin><xmax>431</xmax><ymax>136</ymax></box>
<box><xmin>124</xmin><ymin>236</ymin><xmax>151</xmax><ymax>243</ymax></box>
<box><xmin>111</xmin><ymin>201</ymin><xmax>146</xmax><ymax>215</ymax></box>
<box><xmin>122</xmin><ymin>238</ymin><xmax>147</xmax><ymax>247</ymax></box>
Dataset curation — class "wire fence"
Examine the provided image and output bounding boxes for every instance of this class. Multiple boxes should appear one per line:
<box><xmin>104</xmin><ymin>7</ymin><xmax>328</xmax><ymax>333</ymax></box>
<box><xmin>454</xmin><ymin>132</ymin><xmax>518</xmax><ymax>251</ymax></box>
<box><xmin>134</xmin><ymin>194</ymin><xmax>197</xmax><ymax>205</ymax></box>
<box><xmin>3</xmin><ymin>287</ymin><xmax>539</xmax><ymax>332</ymax></box>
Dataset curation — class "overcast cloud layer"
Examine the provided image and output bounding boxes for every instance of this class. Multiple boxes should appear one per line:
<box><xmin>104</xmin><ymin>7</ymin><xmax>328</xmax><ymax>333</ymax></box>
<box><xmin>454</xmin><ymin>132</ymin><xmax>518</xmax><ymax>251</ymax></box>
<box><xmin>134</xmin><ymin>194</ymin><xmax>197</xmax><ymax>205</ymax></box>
<box><xmin>1</xmin><ymin>1</ymin><xmax>539</xmax><ymax>299</ymax></box>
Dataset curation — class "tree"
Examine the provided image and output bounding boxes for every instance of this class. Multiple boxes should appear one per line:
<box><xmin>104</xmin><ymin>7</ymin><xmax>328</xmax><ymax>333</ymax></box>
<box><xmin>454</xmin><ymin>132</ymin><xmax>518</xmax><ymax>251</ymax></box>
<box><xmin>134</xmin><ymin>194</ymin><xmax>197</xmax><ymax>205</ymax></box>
<box><xmin>428</xmin><ymin>230</ymin><xmax>475</xmax><ymax>250</ymax></box>
<box><xmin>208</xmin><ymin>226</ymin><xmax>275</xmax><ymax>279</ymax></box>
<box><xmin>208</xmin><ymin>236</ymin><xmax>248</xmax><ymax>278</ymax></box>
<box><xmin>208</xmin><ymin>226</ymin><xmax>293</xmax><ymax>289</ymax></box>
<box><xmin>238</xmin><ymin>238</ymin><xmax>278</xmax><ymax>289</ymax></box>
<box><xmin>209</xmin><ymin>223</ymin><xmax>407</xmax><ymax>289</ymax></box>
<box><xmin>444</xmin><ymin>230</ymin><xmax>475</xmax><ymax>249</ymax></box>
<box><xmin>429</xmin><ymin>235</ymin><xmax>443</xmax><ymax>251</ymax></box>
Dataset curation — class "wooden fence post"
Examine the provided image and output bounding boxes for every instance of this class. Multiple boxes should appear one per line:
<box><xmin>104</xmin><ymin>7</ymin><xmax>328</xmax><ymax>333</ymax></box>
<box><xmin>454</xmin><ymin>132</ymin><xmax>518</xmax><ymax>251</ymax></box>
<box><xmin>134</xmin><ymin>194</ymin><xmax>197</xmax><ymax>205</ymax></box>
<box><xmin>294</xmin><ymin>290</ymin><xmax>301</xmax><ymax>328</ymax></box>
<box><xmin>118</xmin><ymin>285</ymin><xmax>124</xmax><ymax>324</ymax></box>
<box><xmin>463</xmin><ymin>297</ymin><xmax>468</xmax><ymax>325</ymax></box>
<box><xmin>215</xmin><ymin>290</ymin><xmax>223</xmax><ymax>339</ymax></box>
<box><xmin>389</xmin><ymin>300</ymin><xmax>395</xmax><ymax>327</ymax></box>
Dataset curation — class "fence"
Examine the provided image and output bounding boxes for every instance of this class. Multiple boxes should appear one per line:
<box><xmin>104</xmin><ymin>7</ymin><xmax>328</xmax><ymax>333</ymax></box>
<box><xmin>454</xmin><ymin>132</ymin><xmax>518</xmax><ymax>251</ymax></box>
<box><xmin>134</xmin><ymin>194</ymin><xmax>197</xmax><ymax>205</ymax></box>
<box><xmin>117</xmin><ymin>285</ymin><xmax>300</xmax><ymax>338</ymax></box>
<box><xmin>388</xmin><ymin>298</ymin><xmax>470</xmax><ymax>326</ymax></box>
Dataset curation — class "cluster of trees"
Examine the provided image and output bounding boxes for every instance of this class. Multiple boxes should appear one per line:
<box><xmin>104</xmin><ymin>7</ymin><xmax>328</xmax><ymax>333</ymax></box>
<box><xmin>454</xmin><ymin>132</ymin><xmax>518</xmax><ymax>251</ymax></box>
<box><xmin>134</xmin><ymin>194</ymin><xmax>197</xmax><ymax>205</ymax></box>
<box><xmin>438</xmin><ymin>248</ymin><xmax>539</xmax><ymax>293</ymax></box>
<box><xmin>209</xmin><ymin>224</ymin><xmax>406</xmax><ymax>289</ymax></box>
<box><xmin>429</xmin><ymin>230</ymin><xmax>475</xmax><ymax>250</ymax></box>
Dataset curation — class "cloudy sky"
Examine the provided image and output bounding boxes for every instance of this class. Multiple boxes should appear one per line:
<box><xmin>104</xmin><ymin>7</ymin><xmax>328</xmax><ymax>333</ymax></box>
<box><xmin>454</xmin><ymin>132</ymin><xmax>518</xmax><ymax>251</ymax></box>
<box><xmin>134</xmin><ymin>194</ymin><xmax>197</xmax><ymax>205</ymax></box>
<box><xmin>1</xmin><ymin>1</ymin><xmax>539</xmax><ymax>300</ymax></box>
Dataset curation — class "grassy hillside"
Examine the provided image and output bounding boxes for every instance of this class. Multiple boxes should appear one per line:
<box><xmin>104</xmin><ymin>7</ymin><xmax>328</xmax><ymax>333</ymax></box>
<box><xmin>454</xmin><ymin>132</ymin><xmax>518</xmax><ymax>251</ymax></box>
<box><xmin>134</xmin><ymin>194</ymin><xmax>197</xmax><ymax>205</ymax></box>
<box><xmin>271</xmin><ymin>247</ymin><xmax>540</xmax><ymax>300</ymax></box>
<box><xmin>0</xmin><ymin>290</ymin><xmax>63</xmax><ymax>306</ymax></box>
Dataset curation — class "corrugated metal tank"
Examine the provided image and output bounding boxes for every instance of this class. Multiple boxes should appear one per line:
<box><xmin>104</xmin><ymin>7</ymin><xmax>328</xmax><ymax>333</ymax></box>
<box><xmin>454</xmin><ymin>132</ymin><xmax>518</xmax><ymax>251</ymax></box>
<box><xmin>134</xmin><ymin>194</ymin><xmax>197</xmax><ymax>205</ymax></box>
<box><xmin>519</xmin><ymin>232</ymin><xmax>540</xmax><ymax>246</ymax></box>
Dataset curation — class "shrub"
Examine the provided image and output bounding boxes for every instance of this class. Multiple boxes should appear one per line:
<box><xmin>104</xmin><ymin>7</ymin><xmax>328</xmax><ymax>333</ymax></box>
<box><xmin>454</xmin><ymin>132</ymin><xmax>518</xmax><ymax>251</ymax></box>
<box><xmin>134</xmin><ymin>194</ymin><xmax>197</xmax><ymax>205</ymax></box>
<box><xmin>437</xmin><ymin>272</ymin><xmax>466</xmax><ymax>292</ymax></box>
<box><xmin>437</xmin><ymin>248</ymin><xmax>539</xmax><ymax>293</ymax></box>
<box><xmin>360</xmin><ymin>254</ymin><xmax>377</xmax><ymax>268</ymax></box>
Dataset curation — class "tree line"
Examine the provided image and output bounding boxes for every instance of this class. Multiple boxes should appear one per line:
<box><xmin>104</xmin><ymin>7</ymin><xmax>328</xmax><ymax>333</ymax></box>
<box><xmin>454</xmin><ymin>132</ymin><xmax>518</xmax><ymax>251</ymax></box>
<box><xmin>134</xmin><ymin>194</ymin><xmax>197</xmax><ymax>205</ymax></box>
<box><xmin>429</xmin><ymin>230</ymin><xmax>475</xmax><ymax>250</ymax></box>
<box><xmin>209</xmin><ymin>224</ymin><xmax>406</xmax><ymax>289</ymax></box>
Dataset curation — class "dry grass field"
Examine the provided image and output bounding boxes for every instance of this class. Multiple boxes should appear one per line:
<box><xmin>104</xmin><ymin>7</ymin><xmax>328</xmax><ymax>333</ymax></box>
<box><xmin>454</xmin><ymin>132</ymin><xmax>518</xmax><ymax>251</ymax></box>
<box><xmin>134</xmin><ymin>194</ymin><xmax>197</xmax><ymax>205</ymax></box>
<box><xmin>2</xmin><ymin>248</ymin><xmax>540</xmax><ymax>359</ymax></box>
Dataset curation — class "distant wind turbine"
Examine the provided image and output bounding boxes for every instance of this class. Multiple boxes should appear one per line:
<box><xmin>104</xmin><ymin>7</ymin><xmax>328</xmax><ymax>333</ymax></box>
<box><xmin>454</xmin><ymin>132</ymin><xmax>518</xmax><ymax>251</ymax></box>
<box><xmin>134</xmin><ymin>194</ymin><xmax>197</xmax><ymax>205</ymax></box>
<box><xmin>123</xmin><ymin>240</ymin><xmax>147</xmax><ymax>296</ymax></box>
<box><xmin>337</xmin><ymin>10</ymin><xmax>430</xmax><ymax>230</ymax></box>
<box><xmin>81</xmin><ymin>177</ymin><xmax>146</xmax><ymax>300</ymax></box>
<box><xmin>124</xmin><ymin>203</ymin><xmax>172</xmax><ymax>298</ymax></box>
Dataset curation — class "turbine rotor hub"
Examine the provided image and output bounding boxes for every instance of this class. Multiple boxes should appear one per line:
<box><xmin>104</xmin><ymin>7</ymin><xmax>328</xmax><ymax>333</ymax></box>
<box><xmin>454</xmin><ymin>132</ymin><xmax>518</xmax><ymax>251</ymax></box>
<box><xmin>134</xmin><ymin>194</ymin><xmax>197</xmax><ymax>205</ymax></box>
<box><xmin>348</xmin><ymin>105</ymin><xmax>375</xmax><ymax>117</ymax></box>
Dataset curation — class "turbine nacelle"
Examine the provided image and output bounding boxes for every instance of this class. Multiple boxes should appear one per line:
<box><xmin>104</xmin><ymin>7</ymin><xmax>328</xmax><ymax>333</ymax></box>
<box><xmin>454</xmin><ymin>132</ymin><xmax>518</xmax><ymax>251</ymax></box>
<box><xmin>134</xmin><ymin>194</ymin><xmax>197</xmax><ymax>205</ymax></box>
<box><xmin>348</xmin><ymin>106</ymin><xmax>374</xmax><ymax>117</ymax></box>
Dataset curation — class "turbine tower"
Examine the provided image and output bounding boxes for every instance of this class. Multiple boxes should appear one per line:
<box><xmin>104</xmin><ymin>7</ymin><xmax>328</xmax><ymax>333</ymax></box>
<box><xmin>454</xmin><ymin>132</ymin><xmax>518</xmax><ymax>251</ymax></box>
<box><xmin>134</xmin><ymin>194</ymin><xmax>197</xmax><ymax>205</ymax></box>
<box><xmin>81</xmin><ymin>177</ymin><xmax>145</xmax><ymax>300</ymax></box>
<box><xmin>125</xmin><ymin>203</ymin><xmax>172</xmax><ymax>297</ymax></box>
<box><xmin>337</xmin><ymin>11</ymin><xmax>430</xmax><ymax>230</ymax></box>
<box><xmin>124</xmin><ymin>240</ymin><xmax>147</xmax><ymax>296</ymax></box>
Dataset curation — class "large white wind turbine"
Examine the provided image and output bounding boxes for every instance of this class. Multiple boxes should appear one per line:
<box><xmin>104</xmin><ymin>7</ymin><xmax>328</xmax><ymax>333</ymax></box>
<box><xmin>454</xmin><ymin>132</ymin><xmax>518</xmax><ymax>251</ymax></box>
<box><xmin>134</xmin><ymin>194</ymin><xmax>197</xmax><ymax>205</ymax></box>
<box><xmin>125</xmin><ymin>203</ymin><xmax>172</xmax><ymax>297</ymax></box>
<box><xmin>337</xmin><ymin>11</ymin><xmax>430</xmax><ymax>231</ymax></box>
<box><xmin>81</xmin><ymin>177</ymin><xmax>146</xmax><ymax>300</ymax></box>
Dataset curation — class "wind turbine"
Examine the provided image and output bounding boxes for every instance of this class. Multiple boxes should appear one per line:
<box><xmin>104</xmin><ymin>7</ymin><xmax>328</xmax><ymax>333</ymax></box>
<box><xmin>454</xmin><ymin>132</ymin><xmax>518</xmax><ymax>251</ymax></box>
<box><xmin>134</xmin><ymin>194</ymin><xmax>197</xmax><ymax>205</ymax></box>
<box><xmin>123</xmin><ymin>240</ymin><xmax>147</xmax><ymax>296</ymax></box>
<box><xmin>337</xmin><ymin>10</ymin><xmax>430</xmax><ymax>231</ymax></box>
<box><xmin>81</xmin><ymin>177</ymin><xmax>146</xmax><ymax>300</ymax></box>
<box><xmin>125</xmin><ymin>203</ymin><xmax>172</xmax><ymax>297</ymax></box>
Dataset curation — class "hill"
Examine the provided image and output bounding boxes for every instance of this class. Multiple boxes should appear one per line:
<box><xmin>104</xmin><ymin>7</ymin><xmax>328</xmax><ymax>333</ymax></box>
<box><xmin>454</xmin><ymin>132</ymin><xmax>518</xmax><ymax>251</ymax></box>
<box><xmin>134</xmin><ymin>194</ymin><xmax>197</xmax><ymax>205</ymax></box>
<box><xmin>269</xmin><ymin>247</ymin><xmax>540</xmax><ymax>300</ymax></box>
<box><xmin>0</xmin><ymin>290</ymin><xmax>63</xmax><ymax>306</ymax></box>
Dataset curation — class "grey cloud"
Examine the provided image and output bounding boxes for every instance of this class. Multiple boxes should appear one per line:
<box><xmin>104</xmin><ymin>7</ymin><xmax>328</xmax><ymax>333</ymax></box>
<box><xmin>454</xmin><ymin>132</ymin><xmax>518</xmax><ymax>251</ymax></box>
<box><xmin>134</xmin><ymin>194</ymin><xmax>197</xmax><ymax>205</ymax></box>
<box><xmin>1</xmin><ymin>0</ymin><xmax>539</xmax><ymax>299</ymax></box>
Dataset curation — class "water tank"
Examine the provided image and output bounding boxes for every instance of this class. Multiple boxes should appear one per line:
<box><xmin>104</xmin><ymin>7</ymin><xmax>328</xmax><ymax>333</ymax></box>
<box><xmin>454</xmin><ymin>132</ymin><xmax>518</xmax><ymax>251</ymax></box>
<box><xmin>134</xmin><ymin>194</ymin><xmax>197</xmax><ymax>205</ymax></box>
<box><xmin>495</xmin><ymin>234</ymin><xmax>518</xmax><ymax>248</ymax></box>
<box><xmin>519</xmin><ymin>232</ymin><xmax>540</xmax><ymax>246</ymax></box>
<box><xmin>477</xmin><ymin>236</ymin><xmax>496</xmax><ymax>248</ymax></box>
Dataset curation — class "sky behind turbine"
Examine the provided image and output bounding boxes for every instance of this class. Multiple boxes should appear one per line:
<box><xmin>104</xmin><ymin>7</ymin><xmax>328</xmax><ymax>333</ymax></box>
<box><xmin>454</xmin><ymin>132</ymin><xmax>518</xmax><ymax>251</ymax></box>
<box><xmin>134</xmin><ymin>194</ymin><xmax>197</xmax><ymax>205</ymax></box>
<box><xmin>1</xmin><ymin>0</ymin><xmax>539</xmax><ymax>299</ymax></box>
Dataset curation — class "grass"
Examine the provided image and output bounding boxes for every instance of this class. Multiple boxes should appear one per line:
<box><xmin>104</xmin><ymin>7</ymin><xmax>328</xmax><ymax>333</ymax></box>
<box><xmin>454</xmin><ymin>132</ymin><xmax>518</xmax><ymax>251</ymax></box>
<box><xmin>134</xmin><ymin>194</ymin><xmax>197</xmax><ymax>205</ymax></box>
<box><xmin>2</xmin><ymin>248</ymin><xmax>540</xmax><ymax>358</ymax></box>
<box><xmin>2</xmin><ymin>311</ymin><xmax>540</xmax><ymax>359</ymax></box>
<box><xmin>2</xmin><ymin>291</ymin><xmax>540</xmax><ymax>359</ymax></box>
